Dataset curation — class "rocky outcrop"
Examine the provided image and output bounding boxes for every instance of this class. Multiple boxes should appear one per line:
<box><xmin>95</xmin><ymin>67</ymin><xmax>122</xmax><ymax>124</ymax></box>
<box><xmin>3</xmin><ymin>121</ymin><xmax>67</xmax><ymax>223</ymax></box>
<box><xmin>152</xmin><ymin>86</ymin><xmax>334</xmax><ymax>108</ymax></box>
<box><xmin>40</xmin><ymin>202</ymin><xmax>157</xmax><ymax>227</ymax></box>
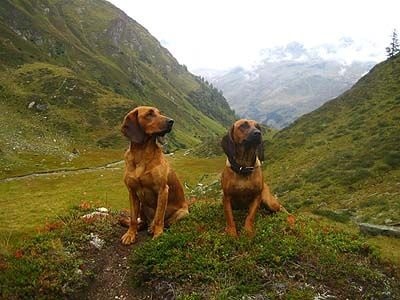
<box><xmin>359</xmin><ymin>223</ymin><xmax>400</xmax><ymax>238</ymax></box>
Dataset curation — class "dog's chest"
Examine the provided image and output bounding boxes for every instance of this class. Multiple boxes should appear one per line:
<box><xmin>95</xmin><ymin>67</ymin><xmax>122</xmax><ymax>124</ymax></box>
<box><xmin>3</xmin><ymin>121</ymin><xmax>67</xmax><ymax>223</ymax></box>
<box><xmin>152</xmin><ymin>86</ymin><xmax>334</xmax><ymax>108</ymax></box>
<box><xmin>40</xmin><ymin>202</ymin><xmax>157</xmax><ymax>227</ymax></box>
<box><xmin>225</xmin><ymin>170</ymin><xmax>263</xmax><ymax>195</ymax></box>
<box><xmin>232</xmin><ymin>178</ymin><xmax>261</xmax><ymax>194</ymax></box>
<box><xmin>126</xmin><ymin>162</ymin><xmax>154</xmax><ymax>187</ymax></box>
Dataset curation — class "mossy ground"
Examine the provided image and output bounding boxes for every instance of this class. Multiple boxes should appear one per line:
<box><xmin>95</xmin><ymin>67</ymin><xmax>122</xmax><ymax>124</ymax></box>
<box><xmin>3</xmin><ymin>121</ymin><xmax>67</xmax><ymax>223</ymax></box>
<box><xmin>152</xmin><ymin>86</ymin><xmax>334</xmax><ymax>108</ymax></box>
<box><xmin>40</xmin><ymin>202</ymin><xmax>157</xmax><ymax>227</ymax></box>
<box><xmin>130</xmin><ymin>200</ymin><xmax>399</xmax><ymax>299</ymax></box>
<box><xmin>1</xmin><ymin>154</ymin><xmax>399</xmax><ymax>299</ymax></box>
<box><xmin>0</xmin><ymin>205</ymin><xmax>122</xmax><ymax>299</ymax></box>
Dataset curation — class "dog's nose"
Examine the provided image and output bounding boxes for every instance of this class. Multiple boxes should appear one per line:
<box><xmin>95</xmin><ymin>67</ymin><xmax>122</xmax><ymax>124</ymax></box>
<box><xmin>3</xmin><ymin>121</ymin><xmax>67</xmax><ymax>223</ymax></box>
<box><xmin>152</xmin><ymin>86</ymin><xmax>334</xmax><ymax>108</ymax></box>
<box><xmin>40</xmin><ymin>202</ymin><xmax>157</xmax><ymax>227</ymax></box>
<box><xmin>167</xmin><ymin>119</ymin><xmax>174</xmax><ymax>126</ymax></box>
<box><xmin>253</xmin><ymin>129</ymin><xmax>261</xmax><ymax>137</ymax></box>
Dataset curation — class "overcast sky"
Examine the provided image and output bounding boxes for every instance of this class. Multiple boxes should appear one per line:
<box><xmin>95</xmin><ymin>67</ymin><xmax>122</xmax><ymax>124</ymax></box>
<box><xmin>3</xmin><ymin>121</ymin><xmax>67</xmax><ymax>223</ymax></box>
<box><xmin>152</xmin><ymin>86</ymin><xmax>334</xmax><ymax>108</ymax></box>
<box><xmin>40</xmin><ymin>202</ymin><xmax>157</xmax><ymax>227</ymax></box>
<box><xmin>108</xmin><ymin>0</ymin><xmax>400</xmax><ymax>71</ymax></box>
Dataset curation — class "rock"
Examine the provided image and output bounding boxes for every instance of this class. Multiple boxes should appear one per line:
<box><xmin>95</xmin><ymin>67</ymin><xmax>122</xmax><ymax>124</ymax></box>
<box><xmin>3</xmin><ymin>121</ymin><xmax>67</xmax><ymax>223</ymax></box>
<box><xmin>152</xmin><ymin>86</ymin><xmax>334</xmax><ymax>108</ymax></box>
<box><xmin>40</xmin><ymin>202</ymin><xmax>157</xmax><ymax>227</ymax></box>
<box><xmin>81</xmin><ymin>211</ymin><xmax>109</xmax><ymax>221</ymax></box>
<box><xmin>35</xmin><ymin>103</ymin><xmax>48</xmax><ymax>112</ymax></box>
<box><xmin>97</xmin><ymin>207</ymin><xmax>108</xmax><ymax>213</ymax></box>
<box><xmin>359</xmin><ymin>223</ymin><xmax>400</xmax><ymax>238</ymax></box>
<box><xmin>89</xmin><ymin>233</ymin><xmax>105</xmax><ymax>249</ymax></box>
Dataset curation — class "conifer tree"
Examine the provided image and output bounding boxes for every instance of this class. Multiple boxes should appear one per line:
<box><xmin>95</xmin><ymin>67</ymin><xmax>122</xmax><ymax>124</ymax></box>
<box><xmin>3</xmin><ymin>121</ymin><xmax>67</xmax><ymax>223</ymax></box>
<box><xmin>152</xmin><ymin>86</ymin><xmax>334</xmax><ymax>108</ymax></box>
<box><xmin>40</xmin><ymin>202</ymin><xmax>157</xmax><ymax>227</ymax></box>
<box><xmin>386</xmin><ymin>29</ymin><xmax>400</xmax><ymax>58</ymax></box>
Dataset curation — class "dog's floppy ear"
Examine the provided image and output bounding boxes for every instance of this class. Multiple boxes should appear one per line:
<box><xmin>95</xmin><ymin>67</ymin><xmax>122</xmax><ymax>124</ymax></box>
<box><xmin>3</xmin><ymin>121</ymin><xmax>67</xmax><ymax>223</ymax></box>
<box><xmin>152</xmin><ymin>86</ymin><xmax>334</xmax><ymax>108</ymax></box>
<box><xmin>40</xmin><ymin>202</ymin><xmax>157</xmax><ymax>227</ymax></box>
<box><xmin>257</xmin><ymin>141</ymin><xmax>265</xmax><ymax>162</ymax></box>
<box><xmin>255</xmin><ymin>123</ymin><xmax>265</xmax><ymax>162</ymax></box>
<box><xmin>221</xmin><ymin>126</ymin><xmax>235</xmax><ymax>159</ymax></box>
<box><xmin>121</xmin><ymin>109</ymin><xmax>145</xmax><ymax>144</ymax></box>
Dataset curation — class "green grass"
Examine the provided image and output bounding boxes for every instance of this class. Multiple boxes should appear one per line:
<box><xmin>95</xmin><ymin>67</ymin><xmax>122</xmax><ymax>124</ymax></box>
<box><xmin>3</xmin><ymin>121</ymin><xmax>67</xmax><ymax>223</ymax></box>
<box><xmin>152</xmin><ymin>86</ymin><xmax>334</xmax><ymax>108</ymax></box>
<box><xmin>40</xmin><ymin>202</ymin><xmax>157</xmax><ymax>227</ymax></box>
<box><xmin>0</xmin><ymin>167</ymin><xmax>126</xmax><ymax>242</ymax></box>
<box><xmin>1</xmin><ymin>153</ymin><xmax>399</xmax><ymax>299</ymax></box>
<box><xmin>130</xmin><ymin>200</ymin><xmax>400</xmax><ymax>299</ymax></box>
<box><xmin>0</xmin><ymin>0</ymin><xmax>236</xmax><ymax>176</ymax></box>
<box><xmin>264</xmin><ymin>54</ymin><xmax>400</xmax><ymax>225</ymax></box>
<box><xmin>0</xmin><ymin>206</ymin><xmax>120</xmax><ymax>299</ymax></box>
<box><xmin>0</xmin><ymin>153</ymin><xmax>223</xmax><ymax>248</ymax></box>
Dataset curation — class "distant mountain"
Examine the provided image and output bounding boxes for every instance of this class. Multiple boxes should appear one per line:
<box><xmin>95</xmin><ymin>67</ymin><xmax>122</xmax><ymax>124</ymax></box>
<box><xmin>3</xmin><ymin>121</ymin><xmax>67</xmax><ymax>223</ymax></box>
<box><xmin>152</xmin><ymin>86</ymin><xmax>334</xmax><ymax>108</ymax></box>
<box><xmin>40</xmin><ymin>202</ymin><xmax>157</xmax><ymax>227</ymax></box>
<box><xmin>200</xmin><ymin>41</ymin><xmax>376</xmax><ymax>128</ymax></box>
<box><xmin>0</xmin><ymin>0</ymin><xmax>235</xmax><ymax>177</ymax></box>
<box><xmin>264</xmin><ymin>52</ymin><xmax>400</xmax><ymax>224</ymax></box>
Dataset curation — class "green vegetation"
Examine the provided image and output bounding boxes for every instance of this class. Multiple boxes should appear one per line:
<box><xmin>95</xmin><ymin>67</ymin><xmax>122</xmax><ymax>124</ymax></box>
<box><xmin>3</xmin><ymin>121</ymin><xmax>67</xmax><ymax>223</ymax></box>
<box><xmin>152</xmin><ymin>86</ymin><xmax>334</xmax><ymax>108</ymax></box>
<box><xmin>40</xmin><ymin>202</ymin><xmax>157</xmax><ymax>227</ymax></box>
<box><xmin>1</xmin><ymin>1</ymin><xmax>400</xmax><ymax>298</ymax></box>
<box><xmin>0</xmin><ymin>206</ymin><xmax>120</xmax><ymax>299</ymax></box>
<box><xmin>265</xmin><ymin>53</ymin><xmax>400</xmax><ymax>224</ymax></box>
<box><xmin>0</xmin><ymin>165</ymin><xmax>126</xmax><ymax>245</ymax></box>
<box><xmin>130</xmin><ymin>200</ymin><xmax>399</xmax><ymax>299</ymax></box>
<box><xmin>1</xmin><ymin>153</ymin><xmax>399</xmax><ymax>298</ymax></box>
<box><xmin>0</xmin><ymin>153</ymin><xmax>224</xmax><ymax>247</ymax></box>
<box><xmin>0</xmin><ymin>0</ymin><xmax>235</xmax><ymax>178</ymax></box>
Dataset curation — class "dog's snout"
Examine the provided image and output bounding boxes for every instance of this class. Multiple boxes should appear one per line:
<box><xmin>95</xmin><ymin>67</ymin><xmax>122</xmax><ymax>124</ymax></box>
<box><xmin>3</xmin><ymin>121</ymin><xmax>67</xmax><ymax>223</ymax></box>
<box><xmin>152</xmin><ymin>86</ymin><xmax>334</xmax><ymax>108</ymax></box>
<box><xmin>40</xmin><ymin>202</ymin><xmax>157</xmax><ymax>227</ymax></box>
<box><xmin>253</xmin><ymin>129</ymin><xmax>261</xmax><ymax>136</ymax></box>
<box><xmin>167</xmin><ymin>119</ymin><xmax>174</xmax><ymax>126</ymax></box>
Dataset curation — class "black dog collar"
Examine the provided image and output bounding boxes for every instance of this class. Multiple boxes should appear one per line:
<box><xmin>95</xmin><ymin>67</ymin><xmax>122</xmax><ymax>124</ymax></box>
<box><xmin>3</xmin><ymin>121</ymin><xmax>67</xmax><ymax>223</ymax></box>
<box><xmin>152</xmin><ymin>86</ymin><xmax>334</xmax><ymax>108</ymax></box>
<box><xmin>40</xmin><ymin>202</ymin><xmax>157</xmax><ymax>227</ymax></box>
<box><xmin>227</xmin><ymin>157</ymin><xmax>259</xmax><ymax>176</ymax></box>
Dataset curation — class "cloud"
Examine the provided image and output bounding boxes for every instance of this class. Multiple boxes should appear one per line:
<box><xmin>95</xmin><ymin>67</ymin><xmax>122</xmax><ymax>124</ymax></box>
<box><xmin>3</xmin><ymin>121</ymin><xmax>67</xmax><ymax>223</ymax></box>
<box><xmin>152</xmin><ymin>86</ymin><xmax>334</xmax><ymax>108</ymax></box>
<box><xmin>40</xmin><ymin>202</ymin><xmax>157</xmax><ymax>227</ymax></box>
<box><xmin>257</xmin><ymin>39</ymin><xmax>383</xmax><ymax>66</ymax></box>
<box><xmin>108</xmin><ymin>0</ymin><xmax>400</xmax><ymax>70</ymax></box>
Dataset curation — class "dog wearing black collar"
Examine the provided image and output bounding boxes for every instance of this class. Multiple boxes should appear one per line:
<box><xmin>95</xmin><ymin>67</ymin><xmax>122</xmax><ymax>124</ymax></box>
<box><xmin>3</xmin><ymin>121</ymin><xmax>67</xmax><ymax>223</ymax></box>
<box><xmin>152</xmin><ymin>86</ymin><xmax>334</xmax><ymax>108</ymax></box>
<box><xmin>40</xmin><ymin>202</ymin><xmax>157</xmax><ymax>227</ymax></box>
<box><xmin>220</xmin><ymin>119</ymin><xmax>286</xmax><ymax>237</ymax></box>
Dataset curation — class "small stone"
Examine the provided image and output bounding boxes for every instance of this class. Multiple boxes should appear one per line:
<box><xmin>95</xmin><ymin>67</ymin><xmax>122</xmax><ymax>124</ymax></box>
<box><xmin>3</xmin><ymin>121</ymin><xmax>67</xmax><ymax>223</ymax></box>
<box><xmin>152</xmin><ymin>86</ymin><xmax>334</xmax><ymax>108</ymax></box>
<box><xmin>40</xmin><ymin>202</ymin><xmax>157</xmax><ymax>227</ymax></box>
<box><xmin>97</xmin><ymin>207</ymin><xmax>108</xmax><ymax>213</ymax></box>
<box><xmin>89</xmin><ymin>233</ymin><xmax>105</xmax><ymax>249</ymax></box>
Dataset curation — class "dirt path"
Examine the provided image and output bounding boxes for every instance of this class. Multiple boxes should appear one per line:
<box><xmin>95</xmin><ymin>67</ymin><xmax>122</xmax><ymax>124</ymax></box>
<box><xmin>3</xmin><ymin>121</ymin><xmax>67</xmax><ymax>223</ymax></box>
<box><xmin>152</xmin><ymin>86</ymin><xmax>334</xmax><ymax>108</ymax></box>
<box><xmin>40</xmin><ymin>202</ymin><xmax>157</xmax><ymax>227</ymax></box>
<box><xmin>75</xmin><ymin>224</ymin><xmax>177</xmax><ymax>300</ymax></box>
<box><xmin>0</xmin><ymin>160</ymin><xmax>124</xmax><ymax>183</ymax></box>
<box><xmin>80</xmin><ymin>227</ymin><xmax>149</xmax><ymax>300</ymax></box>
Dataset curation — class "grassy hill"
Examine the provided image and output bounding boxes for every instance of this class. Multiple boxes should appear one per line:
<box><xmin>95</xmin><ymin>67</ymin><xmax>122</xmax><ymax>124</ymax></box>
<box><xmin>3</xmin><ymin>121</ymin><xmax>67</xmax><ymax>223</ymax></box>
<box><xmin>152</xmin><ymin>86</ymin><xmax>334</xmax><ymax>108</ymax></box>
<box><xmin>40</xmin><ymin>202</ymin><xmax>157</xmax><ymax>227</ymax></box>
<box><xmin>1</xmin><ymin>188</ymin><xmax>399</xmax><ymax>299</ymax></box>
<box><xmin>0</xmin><ymin>0</ymin><xmax>235</xmax><ymax>178</ymax></box>
<box><xmin>264</xmin><ymin>53</ymin><xmax>400</xmax><ymax>225</ymax></box>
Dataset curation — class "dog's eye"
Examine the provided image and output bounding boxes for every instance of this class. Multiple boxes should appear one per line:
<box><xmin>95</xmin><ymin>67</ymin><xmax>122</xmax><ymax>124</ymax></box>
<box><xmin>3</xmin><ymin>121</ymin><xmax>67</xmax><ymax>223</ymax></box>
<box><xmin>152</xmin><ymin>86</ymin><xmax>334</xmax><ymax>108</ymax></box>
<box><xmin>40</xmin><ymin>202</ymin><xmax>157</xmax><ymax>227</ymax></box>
<box><xmin>240</xmin><ymin>122</ymin><xmax>250</xmax><ymax>129</ymax></box>
<box><xmin>145</xmin><ymin>110</ymin><xmax>155</xmax><ymax>119</ymax></box>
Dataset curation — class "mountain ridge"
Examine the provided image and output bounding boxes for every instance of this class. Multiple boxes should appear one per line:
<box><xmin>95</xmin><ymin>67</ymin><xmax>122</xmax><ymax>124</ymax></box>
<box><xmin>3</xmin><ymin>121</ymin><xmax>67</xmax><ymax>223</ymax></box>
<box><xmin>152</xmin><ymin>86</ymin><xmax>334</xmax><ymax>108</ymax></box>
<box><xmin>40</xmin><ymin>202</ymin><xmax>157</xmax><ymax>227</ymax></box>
<box><xmin>0</xmin><ymin>0</ymin><xmax>236</xmax><ymax>178</ymax></box>
<box><xmin>264</xmin><ymin>52</ymin><xmax>400</xmax><ymax>224</ymax></box>
<box><xmin>200</xmin><ymin>41</ymin><xmax>376</xmax><ymax>128</ymax></box>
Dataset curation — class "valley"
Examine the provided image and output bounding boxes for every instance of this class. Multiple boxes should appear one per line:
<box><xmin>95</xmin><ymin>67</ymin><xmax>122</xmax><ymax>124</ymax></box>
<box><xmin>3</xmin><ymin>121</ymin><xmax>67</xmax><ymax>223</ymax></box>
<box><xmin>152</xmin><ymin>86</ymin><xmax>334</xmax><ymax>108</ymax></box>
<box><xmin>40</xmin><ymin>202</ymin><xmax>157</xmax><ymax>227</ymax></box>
<box><xmin>202</xmin><ymin>41</ymin><xmax>375</xmax><ymax>128</ymax></box>
<box><xmin>1</xmin><ymin>0</ymin><xmax>399</xmax><ymax>298</ymax></box>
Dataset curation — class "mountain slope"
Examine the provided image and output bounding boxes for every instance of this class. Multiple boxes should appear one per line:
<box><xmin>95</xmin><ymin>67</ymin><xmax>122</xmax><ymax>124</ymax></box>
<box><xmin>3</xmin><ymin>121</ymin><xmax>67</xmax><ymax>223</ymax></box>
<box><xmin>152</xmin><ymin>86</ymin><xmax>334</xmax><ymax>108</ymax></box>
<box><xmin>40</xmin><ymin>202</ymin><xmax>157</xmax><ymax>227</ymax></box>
<box><xmin>204</xmin><ymin>42</ymin><xmax>374</xmax><ymax>128</ymax></box>
<box><xmin>264</xmin><ymin>53</ymin><xmax>400</xmax><ymax>224</ymax></box>
<box><xmin>0</xmin><ymin>0</ymin><xmax>235</xmax><ymax>178</ymax></box>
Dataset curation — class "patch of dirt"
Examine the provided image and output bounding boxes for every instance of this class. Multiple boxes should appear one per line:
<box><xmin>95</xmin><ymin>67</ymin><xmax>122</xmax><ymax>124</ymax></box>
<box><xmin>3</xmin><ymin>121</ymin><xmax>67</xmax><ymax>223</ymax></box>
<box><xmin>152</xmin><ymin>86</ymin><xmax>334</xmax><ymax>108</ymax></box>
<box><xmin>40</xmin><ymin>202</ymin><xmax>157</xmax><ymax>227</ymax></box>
<box><xmin>75</xmin><ymin>227</ymin><xmax>149</xmax><ymax>300</ymax></box>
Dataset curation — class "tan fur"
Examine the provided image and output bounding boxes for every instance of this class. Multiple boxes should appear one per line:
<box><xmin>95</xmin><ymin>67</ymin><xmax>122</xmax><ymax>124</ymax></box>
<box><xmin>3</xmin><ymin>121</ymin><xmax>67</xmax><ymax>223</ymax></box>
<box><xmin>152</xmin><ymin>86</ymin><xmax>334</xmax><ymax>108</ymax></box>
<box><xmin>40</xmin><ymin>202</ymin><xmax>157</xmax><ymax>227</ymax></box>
<box><xmin>221</xmin><ymin>119</ymin><xmax>285</xmax><ymax>237</ymax></box>
<box><xmin>120</xmin><ymin>106</ymin><xmax>188</xmax><ymax>244</ymax></box>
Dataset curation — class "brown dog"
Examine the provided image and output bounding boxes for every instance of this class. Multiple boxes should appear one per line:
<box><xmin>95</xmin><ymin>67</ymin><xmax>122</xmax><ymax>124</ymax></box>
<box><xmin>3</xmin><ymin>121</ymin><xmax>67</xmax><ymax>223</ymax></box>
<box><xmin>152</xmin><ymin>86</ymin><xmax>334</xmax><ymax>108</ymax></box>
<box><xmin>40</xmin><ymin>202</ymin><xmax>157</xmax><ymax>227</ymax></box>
<box><xmin>120</xmin><ymin>106</ymin><xmax>189</xmax><ymax>244</ymax></box>
<box><xmin>221</xmin><ymin>119</ymin><xmax>285</xmax><ymax>237</ymax></box>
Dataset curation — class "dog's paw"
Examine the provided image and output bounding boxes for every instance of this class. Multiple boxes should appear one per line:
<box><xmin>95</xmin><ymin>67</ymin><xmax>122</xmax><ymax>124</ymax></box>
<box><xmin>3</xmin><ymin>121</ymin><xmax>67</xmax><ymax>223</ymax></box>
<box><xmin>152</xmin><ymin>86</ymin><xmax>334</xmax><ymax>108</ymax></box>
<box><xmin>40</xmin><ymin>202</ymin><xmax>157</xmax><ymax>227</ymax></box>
<box><xmin>121</xmin><ymin>230</ymin><xmax>137</xmax><ymax>245</ymax></box>
<box><xmin>243</xmin><ymin>225</ymin><xmax>256</xmax><ymax>237</ymax></box>
<box><xmin>225</xmin><ymin>226</ymin><xmax>238</xmax><ymax>237</ymax></box>
<box><xmin>151</xmin><ymin>226</ymin><xmax>164</xmax><ymax>239</ymax></box>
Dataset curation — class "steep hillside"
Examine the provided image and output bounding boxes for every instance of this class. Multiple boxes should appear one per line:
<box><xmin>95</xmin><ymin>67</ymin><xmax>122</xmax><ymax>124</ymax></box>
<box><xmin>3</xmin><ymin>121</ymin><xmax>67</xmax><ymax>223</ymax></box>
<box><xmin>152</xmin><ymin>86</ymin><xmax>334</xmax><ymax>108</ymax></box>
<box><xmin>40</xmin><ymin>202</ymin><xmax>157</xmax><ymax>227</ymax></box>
<box><xmin>204</xmin><ymin>42</ymin><xmax>374</xmax><ymax>128</ymax></box>
<box><xmin>0</xmin><ymin>0</ymin><xmax>235</xmax><ymax>178</ymax></box>
<box><xmin>265</xmin><ymin>53</ymin><xmax>400</xmax><ymax>224</ymax></box>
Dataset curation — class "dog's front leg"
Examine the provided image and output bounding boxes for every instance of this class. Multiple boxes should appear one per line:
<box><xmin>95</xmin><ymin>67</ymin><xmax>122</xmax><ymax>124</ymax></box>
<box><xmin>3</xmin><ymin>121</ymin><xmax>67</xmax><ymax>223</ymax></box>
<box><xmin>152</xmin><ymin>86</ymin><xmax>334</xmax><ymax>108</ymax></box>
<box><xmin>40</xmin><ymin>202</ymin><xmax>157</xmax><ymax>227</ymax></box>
<box><xmin>244</xmin><ymin>195</ymin><xmax>262</xmax><ymax>237</ymax></box>
<box><xmin>151</xmin><ymin>184</ymin><xmax>169</xmax><ymax>239</ymax></box>
<box><xmin>223</xmin><ymin>194</ymin><xmax>238</xmax><ymax>237</ymax></box>
<box><xmin>121</xmin><ymin>188</ymin><xmax>140</xmax><ymax>244</ymax></box>
<box><xmin>262</xmin><ymin>183</ymin><xmax>285</xmax><ymax>212</ymax></box>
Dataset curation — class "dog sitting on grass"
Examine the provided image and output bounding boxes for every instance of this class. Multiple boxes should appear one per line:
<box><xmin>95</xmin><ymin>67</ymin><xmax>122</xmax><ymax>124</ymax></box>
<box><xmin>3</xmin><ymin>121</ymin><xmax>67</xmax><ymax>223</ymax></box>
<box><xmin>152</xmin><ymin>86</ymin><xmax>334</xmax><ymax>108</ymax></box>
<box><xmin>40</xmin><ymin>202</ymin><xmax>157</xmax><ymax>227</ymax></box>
<box><xmin>221</xmin><ymin>119</ymin><xmax>287</xmax><ymax>237</ymax></box>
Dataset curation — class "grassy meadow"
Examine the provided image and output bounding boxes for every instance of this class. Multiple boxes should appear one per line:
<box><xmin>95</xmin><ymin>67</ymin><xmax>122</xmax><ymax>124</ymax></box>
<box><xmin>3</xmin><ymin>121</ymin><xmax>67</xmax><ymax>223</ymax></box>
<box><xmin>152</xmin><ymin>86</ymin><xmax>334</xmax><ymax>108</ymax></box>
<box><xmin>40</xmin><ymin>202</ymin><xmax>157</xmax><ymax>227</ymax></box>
<box><xmin>0</xmin><ymin>151</ymin><xmax>225</xmax><ymax>250</ymax></box>
<box><xmin>1</xmin><ymin>149</ymin><xmax>400</xmax><ymax>299</ymax></box>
